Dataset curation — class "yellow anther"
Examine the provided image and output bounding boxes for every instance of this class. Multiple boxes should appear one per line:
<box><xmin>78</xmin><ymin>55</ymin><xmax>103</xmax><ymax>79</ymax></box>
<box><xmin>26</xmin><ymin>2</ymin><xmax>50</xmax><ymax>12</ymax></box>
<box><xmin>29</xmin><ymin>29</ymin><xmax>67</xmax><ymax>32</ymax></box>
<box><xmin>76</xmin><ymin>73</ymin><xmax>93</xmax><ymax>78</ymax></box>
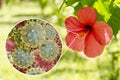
<box><xmin>77</xmin><ymin>32</ymin><xmax>85</xmax><ymax>38</ymax></box>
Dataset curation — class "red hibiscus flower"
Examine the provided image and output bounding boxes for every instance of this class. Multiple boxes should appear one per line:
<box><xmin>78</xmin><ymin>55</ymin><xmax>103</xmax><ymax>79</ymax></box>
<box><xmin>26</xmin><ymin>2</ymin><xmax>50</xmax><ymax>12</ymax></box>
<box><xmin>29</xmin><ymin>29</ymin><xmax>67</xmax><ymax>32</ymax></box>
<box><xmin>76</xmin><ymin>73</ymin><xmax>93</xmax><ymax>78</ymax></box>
<box><xmin>65</xmin><ymin>6</ymin><xmax>113</xmax><ymax>58</ymax></box>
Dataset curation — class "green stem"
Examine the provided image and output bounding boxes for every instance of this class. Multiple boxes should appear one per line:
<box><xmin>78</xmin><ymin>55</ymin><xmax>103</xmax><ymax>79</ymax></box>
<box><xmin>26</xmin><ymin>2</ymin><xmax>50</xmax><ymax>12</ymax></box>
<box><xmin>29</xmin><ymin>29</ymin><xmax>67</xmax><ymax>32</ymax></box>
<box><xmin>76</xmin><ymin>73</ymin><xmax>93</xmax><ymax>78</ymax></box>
<box><xmin>109</xmin><ymin>0</ymin><xmax>115</xmax><ymax>10</ymax></box>
<box><xmin>58</xmin><ymin>0</ymin><xmax>66</xmax><ymax>12</ymax></box>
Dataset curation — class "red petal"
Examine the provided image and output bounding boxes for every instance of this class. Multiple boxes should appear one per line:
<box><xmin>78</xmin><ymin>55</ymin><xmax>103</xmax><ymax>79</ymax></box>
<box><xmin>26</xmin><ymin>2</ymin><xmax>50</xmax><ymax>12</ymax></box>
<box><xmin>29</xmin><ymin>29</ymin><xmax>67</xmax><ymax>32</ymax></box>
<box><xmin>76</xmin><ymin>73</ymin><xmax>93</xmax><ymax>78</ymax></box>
<box><xmin>93</xmin><ymin>21</ymin><xmax>113</xmax><ymax>45</ymax></box>
<box><xmin>65</xmin><ymin>16</ymin><xmax>84</xmax><ymax>32</ymax></box>
<box><xmin>77</xmin><ymin>6</ymin><xmax>97</xmax><ymax>26</ymax></box>
<box><xmin>66</xmin><ymin>32</ymin><xmax>87</xmax><ymax>51</ymax></box>
<box><xmin>84</xmin><ymin>33</ymin><xmax>104</xmax><ymax>58</ymax></box>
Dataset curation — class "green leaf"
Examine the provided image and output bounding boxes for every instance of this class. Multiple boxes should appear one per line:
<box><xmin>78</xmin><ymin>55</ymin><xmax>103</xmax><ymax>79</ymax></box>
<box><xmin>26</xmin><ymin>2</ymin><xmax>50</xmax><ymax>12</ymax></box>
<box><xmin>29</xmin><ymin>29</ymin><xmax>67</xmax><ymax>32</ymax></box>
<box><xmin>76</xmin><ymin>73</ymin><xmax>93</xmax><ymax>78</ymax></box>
<box><xmin>74</xmin><ymin>2</ymin><xmax>83</xmax><ymax>15</ymax></box>
<box><xmin>65</xmin><ymin>0</ymin><xmax>78</xmax><ymax>6</ymax></box>
<box><xmin>94</xmin><ymin>0</ymin><xmax>111</xmax><ymax>22</ymax></box>
<box><xmin>73</xmin><ymin>0</ymin><xmax>96</xmax><ymax>15</ymax></box>
<box><xmin>5</xmin><ymin>0</ymin><xmax>11</xmax><ymax>5</ymax></box>
<box><xmin>80</xmin><ymin>0</ymin><xmax>96</xmax><ymax>7</ymax></box>
<box><xmin>38</xmin><ymin>0</ymin><xmax>48</xmax><ymax>9</ymax></box>
<box><xmin>108</xmin><ymin>5</ymin><xmax>120</xmax><ymax>38</ymax></box>
<box><xmin>97</xmin><ymin>13</ymin><xmax>105</xmax><ymax>21</ymax></box>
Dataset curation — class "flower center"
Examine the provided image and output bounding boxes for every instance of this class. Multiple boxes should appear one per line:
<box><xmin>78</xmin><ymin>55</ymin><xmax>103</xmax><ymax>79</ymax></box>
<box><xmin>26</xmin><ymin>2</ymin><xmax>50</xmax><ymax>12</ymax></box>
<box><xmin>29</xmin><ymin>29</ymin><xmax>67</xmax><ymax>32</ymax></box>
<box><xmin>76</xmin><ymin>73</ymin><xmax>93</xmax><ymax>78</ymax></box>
<box><xmin>77</xmin><ymin>25</ymin><xmax>92</xmax><ymax>38</ymax></box>
<box><xmin>85</xmin><ymin>25</ymin><xmax>92</xmax><ymax>31</ymax></box>
<box><xmin>77</xmin><ymin>32</ymin><xmax>85</xmax><ymax>38</ymax></box>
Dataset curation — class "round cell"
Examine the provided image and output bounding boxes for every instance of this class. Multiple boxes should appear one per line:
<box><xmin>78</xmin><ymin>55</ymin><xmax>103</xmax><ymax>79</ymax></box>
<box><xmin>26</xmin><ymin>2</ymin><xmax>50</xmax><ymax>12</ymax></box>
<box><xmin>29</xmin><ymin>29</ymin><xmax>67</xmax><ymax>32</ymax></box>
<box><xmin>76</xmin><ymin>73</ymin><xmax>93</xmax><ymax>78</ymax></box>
<box><xmin>6</xmin><ymin>19</ymin><xmax>62</xmax><ymax>75</ymax></box>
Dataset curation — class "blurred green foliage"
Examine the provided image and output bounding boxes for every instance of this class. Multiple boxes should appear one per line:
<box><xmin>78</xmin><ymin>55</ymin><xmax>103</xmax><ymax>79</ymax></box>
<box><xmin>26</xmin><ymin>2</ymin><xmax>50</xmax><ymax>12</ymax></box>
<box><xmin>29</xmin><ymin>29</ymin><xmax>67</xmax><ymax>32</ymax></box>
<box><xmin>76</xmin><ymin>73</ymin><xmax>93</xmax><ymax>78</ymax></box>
<box><xmin>0</xmin><ymin>0</ymin><xmax>120</xmax><ymax>80</ymax></box>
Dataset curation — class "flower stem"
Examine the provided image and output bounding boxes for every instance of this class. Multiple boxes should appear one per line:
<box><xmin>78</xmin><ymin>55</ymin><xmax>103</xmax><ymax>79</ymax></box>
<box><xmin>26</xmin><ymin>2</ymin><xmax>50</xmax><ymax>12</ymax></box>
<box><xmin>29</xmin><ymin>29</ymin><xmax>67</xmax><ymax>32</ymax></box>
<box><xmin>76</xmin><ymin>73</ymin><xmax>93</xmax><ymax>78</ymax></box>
<box><xmin>58</xmin><ymin>0</ymin><xmax>66</xmax><ymax>12</ymax></box>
